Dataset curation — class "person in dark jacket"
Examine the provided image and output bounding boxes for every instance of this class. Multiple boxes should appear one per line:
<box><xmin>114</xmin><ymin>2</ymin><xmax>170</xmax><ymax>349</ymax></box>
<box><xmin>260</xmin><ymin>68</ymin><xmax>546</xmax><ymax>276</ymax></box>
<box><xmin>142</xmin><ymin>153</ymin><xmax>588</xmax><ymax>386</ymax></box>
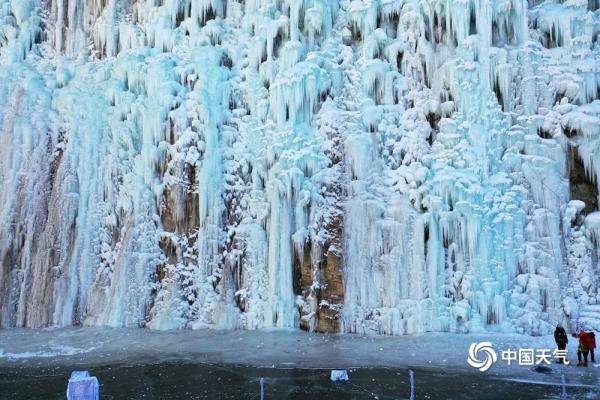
<box><xmin>587</xmin><ymin>330</ymin><xmax>596</xmax><ymax>363</ymax></box>
<box><xmin>554</xmin><ymin>324</ymin><xmax>568</xmax><ymax>363</ymax></box>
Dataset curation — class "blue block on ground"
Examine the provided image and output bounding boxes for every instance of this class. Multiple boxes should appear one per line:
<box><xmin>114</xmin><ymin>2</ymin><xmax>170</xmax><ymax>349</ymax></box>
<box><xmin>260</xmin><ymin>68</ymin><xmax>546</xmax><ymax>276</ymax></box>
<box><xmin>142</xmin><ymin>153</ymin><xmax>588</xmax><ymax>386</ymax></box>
<box><xmin>330</xmin><ymin>370</ymin><xmax>349</xmax><ymax>382</ymax></box>
<box><xmin>67</xmin><ymin>371</ymin><xmax>99</xmax><ymax>400</ymax></box>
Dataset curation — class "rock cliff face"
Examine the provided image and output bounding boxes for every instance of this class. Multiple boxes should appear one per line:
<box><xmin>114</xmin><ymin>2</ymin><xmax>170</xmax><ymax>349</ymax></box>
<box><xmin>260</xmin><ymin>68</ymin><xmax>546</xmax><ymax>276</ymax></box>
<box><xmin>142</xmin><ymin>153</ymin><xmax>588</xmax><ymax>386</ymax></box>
<box><xmin>0</xmin><ymin>0</ymin><xmax>599</xmax><ymax>334</ymax></box>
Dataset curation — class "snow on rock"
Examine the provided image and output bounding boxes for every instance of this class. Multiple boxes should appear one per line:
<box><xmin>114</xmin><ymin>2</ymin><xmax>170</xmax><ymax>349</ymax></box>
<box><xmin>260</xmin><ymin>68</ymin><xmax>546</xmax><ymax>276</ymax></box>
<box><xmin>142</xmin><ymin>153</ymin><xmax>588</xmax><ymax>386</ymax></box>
<box><xmin>0</xmin><ymin>0</ymin><xmax>599</xmax><ymax>336</ymax></box>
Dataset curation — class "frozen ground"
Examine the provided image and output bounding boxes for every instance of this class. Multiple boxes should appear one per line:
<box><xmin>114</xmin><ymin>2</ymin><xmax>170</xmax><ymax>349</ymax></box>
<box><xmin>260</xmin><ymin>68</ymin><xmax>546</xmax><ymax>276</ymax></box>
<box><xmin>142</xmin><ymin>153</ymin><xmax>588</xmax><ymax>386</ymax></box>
<box><xmin>1</xmin><ymin>362</ymin><xmax>597</xmax><ymax>400</ymax></box>
<box><xmin>0</xmin><ymin>328</ymin><xmax>598</xmax><ymax>388</ymax></box>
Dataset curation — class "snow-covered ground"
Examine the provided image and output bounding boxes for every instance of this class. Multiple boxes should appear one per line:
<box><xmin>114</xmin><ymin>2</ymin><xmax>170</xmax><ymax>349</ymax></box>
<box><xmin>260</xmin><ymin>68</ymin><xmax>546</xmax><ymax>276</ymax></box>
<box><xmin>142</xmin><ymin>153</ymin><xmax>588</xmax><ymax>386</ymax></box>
<box><xmin>0</xmin><ymin>328</ymin><xmax>598</xmax><ymax>391</ymax></box>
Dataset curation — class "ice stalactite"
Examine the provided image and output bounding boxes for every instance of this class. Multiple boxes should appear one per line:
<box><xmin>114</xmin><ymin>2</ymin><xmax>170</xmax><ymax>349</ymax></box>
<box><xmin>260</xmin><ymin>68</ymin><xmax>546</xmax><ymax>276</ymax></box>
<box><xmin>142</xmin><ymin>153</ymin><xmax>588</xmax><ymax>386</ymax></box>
<box><xmin>0</xmin><ymin>0</ymin><xmax>599</xmax><ymax>334</ymax></box>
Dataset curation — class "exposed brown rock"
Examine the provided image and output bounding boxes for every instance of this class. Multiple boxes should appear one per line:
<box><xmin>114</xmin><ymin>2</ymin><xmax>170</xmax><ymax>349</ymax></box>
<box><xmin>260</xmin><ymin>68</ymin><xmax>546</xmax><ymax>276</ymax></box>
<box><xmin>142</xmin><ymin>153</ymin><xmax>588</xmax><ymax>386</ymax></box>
<box><xmin>161</xmin><ymin>185</ymin><xmax>199</xmax><ymax>236</ymax></box>
<box><xmin>295</xmin><ymin>209</ymin><xmax>345</xmax><ymax>332</ymax></box>
<box><xmin>293</xmin><ymin>240</ymin><xmax>313</xmax><ymax>296</ymax></box>
<box><xmin>316</xmin><ymin>249</ymin><xmax>344</xmax><ymax>332</ymax></box>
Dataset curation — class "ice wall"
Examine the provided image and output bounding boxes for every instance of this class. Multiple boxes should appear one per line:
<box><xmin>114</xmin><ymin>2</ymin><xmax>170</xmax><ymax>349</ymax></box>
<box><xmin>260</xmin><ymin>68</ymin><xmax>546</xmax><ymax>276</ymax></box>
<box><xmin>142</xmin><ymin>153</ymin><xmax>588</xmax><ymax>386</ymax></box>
<box><xmin>0</xmin><ymin>0</ymin><xmax>599</xmax><ymax>335</ymax></box>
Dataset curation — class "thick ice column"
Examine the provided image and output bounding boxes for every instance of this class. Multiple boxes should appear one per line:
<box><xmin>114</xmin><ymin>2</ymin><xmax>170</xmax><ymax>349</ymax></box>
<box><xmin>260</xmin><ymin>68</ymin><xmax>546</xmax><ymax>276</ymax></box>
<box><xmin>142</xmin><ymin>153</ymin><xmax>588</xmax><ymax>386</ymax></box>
<box><xmin>187</xmin><ymin>48</ymin><xmax>232</xmax><ymax>327</ymax></box>
<box><xmin>409</xmin><ymin>212</ymin><xmax>428</xmax><ymax>301</ymax></box>
<box><xmin>54</xmin><ymin>0</ymin><xmax>66</xmax><ymax>53</ymax></box>
<box><xmin>0</xmin><ymin>68</ymin><xmax>55</xmax><ymax>327</ymax></box>
<box><xmin>265</xmin><ymin>178</ymin><xmax>296</xmax><ymax>327</ymax></box>
<box><xmin>475</xmin><ymin>0</ymin><xmax>492</xmax><ymax>91</ymax></box>
<box><xmin>104</xmin><ymin>0</ymin><xmax>118</xmax><ymax>57</ymax></box>
<box><xmin>512</xmin><ymin>0</ymin><xmax>529</xmax><ymax>44</ymax></box>
<box><xmin>51</xmin><ymin>94</ymin><xmax>107</xmax><ymax>327</ymax></box>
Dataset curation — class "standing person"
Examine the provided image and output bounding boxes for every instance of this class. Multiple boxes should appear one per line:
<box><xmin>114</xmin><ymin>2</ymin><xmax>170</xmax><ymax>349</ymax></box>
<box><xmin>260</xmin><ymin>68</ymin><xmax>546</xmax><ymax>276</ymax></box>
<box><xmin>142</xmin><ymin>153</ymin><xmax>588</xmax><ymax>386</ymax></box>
<box><xmin>576</xmin><ymin>329</ymin><xmax>590</xmax><ymax>367</ymax></box>
<box><xmin>554</xmin><ymin>324</ymin><xmax>568</xmax><ymax>363</ymax></box>
<box><xmin>587</xmin><ymin>329</ymin><xmax>596</xmax><ymax>364</ymax></box>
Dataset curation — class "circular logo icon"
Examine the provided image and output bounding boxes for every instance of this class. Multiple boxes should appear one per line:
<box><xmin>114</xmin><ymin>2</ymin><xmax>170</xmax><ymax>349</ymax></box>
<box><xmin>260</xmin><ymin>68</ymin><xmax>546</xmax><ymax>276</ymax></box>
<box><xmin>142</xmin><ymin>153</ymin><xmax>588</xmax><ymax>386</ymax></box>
<box><xmin>467</xmin><ymin>342</ymin><xmax>497</xmax><ymax>372</ymax></box>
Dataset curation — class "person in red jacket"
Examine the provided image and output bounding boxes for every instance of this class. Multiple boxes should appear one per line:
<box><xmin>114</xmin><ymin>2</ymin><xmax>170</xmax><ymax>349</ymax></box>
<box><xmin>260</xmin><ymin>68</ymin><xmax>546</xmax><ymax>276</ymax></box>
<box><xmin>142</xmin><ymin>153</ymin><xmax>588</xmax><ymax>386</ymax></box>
<box><xmin>577</xmin><ymin>330</ymin><xmax>590</xmax><ymax>367</ymax></box>
<box><xmin>587</xmin><ymin>330</ymin><xmax>596</xmax><ymax>364</ymax></box>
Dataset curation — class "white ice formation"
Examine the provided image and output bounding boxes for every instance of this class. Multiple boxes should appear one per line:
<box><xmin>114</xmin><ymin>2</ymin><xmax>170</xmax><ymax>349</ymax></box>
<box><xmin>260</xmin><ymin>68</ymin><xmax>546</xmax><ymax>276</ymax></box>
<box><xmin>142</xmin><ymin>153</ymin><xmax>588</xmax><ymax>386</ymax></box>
<box><xmin>0</xmin><ymin>0</ymin><xmax>599</xmax><ymax>335</ymax></box>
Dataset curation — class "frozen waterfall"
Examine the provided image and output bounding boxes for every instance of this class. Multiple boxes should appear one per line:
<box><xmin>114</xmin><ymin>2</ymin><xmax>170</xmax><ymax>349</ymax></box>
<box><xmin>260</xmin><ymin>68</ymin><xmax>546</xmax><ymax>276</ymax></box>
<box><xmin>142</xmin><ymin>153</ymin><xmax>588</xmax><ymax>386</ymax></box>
<box><xmin>0</xmin><ymin>0</ymin><xmax>599</xmax><ymax>335</ymax></box>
